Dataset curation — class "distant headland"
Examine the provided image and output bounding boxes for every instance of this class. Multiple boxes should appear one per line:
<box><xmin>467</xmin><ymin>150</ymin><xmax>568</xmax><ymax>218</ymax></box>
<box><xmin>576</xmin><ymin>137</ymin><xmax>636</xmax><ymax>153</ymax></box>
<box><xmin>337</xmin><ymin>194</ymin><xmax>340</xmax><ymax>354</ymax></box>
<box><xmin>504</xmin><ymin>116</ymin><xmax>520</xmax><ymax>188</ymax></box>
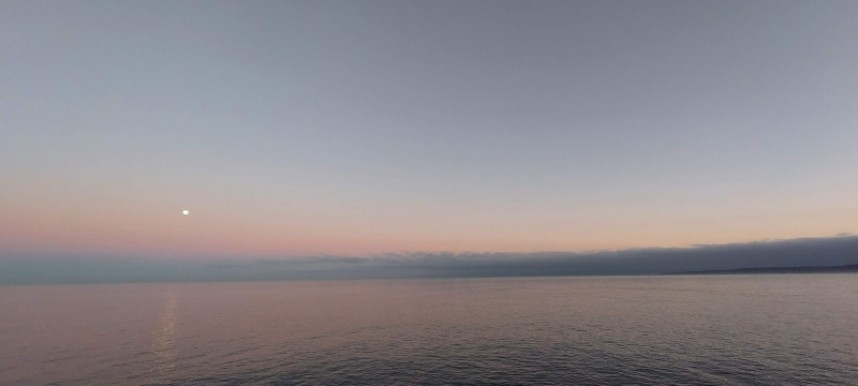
<box><xmin>673</xmin><ymin>264</ymin><xmax>858</xmax><ymax>275</ymax></box>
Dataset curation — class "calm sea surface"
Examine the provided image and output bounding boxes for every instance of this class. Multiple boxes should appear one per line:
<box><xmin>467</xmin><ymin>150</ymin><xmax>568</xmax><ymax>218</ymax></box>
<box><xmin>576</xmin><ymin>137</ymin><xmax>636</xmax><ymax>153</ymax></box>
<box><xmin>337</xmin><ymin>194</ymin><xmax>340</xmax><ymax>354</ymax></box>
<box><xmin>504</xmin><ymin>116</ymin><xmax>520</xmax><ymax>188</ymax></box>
<box><xmin>1</xmin><ymin>275</ymin><xmax>857</xmax><ymax>385</ymax></box>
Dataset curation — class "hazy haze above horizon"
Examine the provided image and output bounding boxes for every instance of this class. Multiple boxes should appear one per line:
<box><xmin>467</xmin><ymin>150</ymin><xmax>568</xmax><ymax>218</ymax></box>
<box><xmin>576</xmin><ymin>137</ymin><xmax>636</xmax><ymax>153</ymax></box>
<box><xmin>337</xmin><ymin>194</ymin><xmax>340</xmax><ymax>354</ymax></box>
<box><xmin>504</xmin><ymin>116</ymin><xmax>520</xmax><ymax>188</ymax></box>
<box><xmin>2</xmin><ymin>0</ymin><xmax>858</xmax><ymax>260</ymax></box>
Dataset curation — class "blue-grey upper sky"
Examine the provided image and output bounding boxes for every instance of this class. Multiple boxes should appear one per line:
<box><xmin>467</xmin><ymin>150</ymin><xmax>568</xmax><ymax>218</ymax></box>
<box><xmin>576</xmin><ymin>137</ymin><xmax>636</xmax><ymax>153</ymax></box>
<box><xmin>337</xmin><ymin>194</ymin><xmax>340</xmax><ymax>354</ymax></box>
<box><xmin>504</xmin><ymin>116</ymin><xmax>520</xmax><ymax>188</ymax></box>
<box><xmin>2</xmin><ymin>1</ymin><xmax>857</xmax><ymax>258</ymax></box>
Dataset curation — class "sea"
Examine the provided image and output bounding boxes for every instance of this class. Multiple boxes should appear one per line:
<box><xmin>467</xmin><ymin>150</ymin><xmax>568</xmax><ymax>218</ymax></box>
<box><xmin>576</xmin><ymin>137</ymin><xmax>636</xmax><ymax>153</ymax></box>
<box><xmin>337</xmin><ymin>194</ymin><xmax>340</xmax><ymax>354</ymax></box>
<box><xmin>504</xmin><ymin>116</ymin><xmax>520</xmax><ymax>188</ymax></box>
<box><xmin>1</xmin><ymin>274</ymin><xmax>856</xmax><ymax>385</ymax></box>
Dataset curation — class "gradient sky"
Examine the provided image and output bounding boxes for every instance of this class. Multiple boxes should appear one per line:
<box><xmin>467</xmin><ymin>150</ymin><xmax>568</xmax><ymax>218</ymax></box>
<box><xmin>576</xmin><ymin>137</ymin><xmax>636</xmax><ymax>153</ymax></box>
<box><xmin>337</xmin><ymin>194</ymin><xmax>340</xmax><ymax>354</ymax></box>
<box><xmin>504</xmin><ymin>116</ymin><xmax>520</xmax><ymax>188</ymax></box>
<box><xmin>2</xmin><ymin>0</ymin><xmax>857</xmax><ymax>260</ymax></box>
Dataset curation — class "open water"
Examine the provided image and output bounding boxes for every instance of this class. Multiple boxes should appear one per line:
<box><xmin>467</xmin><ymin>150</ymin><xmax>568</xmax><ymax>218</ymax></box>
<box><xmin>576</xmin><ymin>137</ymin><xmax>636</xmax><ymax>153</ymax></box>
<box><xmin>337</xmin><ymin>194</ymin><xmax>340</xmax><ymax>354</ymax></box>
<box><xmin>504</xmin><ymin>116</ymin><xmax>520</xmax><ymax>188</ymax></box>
<box><xmin>1</xmin><ymin>274</ymin><xmax>857</xmax><ymax>385</ymax></box>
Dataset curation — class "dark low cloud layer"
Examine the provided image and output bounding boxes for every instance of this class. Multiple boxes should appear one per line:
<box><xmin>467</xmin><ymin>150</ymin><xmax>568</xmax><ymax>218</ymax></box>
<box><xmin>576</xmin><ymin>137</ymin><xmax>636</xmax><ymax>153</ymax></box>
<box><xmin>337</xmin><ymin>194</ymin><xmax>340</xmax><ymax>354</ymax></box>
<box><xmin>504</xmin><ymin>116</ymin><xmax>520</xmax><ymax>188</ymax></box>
<box><xmin>2</xmin><ymin>235</ymin><xmax>857</xmax><ymax>284</ymax></box>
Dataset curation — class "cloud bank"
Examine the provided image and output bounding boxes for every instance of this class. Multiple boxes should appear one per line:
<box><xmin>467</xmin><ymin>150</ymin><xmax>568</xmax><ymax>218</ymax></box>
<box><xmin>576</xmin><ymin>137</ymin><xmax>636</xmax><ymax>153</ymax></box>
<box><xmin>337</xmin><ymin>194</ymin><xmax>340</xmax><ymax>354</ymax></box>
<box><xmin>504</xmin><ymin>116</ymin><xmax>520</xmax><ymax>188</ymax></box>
<box><xmin>2</xmin><ymin>235</ymin><xmax>857</xmax><ymax>284</ymax></box>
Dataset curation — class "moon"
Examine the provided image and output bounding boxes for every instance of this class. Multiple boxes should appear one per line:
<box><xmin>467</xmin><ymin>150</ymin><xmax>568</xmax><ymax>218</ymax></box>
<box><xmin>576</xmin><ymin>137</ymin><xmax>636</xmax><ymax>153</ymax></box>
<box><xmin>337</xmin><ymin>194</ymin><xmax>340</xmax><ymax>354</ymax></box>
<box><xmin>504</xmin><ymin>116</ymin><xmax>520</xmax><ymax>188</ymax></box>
<box><xmin>182</xmin><ymin>210</ymin><xmax>190</xmax><ymax>216</ymax></box>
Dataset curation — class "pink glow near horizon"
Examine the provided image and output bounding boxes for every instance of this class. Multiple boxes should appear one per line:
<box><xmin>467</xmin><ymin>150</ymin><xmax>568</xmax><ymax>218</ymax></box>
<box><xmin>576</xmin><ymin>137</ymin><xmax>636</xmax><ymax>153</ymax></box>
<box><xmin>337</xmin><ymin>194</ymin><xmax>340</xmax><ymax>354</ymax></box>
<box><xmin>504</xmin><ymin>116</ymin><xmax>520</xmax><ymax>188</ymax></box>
<box><xmin>3</xmin><ymin>181</ymin><xmax>857</xmax><ymax>259</ymax></box>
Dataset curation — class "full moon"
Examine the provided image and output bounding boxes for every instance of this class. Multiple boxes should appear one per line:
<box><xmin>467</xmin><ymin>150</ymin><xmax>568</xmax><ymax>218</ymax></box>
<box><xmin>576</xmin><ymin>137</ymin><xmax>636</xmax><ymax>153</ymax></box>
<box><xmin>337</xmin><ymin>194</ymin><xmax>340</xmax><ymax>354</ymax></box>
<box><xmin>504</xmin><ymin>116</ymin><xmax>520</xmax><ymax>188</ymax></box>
<box><xmin>182</xmin><ymin>210</ymin><xmax>190</xmax><ymax>216</ymax></box>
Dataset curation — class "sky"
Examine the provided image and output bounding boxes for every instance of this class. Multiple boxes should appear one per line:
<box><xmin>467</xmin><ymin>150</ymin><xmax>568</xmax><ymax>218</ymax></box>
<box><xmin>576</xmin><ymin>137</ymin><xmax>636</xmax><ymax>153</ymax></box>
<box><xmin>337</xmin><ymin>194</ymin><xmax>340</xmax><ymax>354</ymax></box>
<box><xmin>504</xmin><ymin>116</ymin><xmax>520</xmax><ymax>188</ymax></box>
<box><xmin>2</xmin><ymin>1</ymin><xmax>858</xmax><ymax>266</ymax></box>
